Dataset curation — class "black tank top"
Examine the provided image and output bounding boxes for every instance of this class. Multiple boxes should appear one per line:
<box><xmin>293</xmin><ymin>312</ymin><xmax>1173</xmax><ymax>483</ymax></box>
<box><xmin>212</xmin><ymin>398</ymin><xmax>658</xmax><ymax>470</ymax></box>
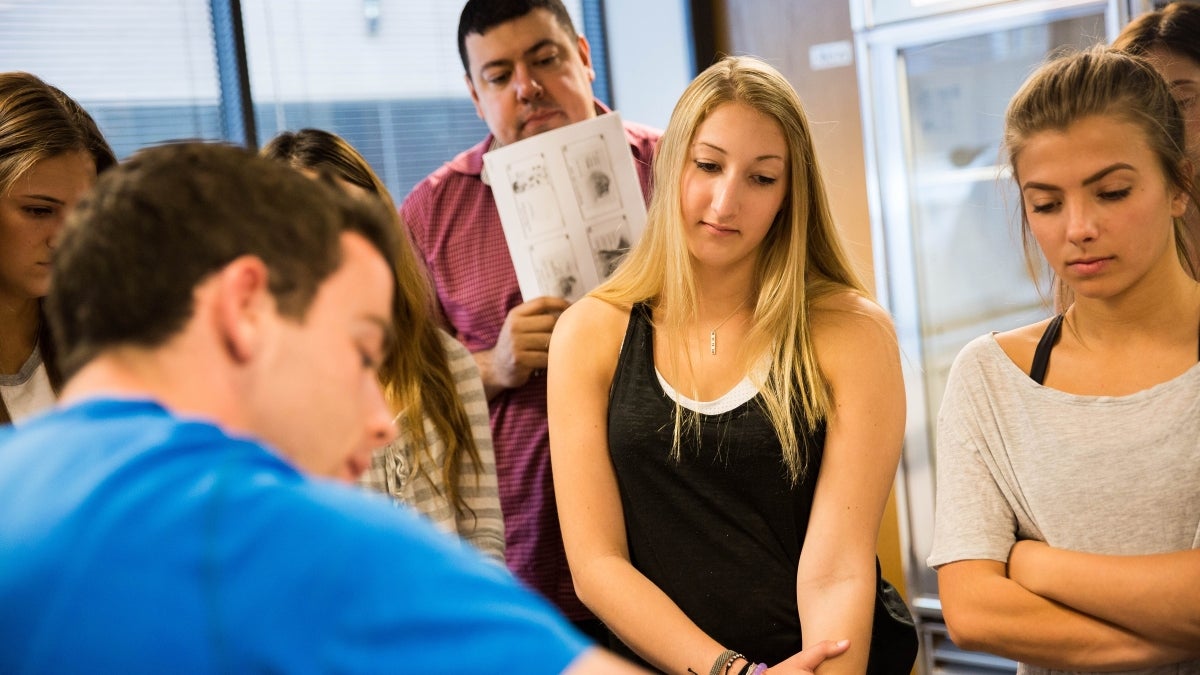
<box><xmin>606</xmin><ymin>303</ymin><xmax>825</xmax><ymax>665</ymax></box>
<box><xmin>1030</xmin><ymin>314</ymin><xmax>1200</xmax><ymax>384</ymax></box>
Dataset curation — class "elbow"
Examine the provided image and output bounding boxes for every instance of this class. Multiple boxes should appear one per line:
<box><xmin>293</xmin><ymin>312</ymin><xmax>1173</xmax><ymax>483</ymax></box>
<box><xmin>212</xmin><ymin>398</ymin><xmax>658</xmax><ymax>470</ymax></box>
<box><xmin>936</xmin><ymin>562</ymin><xmax>1014</xmax><ymax>655</ymax></box>
<box><xmin>568</xmin><ymin>552</ymin><xmax>631</xmax><ymax>617</ymax></box>
<box><xmin>571</xmin><ymin>571</ymin><xmax>604</xmax><ymax>612</ymax></box>
<box><xmin>943</xmin><ymin>619</ymin><xmax>989</xmax><ymax>654</ymax></box>
<box><xmin>940</xmin><ymin>598</ymin><xmax>996</xmax><ymax>654</ymax></box>
<box><xmin>564</xmin><ymin>558</ymin><xmax>605</xmax><ymax>613</ymax></box>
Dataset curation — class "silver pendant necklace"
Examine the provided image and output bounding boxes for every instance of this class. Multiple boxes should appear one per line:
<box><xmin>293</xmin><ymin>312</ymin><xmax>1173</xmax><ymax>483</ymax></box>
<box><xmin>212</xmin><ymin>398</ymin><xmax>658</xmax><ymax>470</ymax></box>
<box><xmin>708</xmin><ymin>300</ymin><xmax>748</xmax><ymax>355</ymax></box>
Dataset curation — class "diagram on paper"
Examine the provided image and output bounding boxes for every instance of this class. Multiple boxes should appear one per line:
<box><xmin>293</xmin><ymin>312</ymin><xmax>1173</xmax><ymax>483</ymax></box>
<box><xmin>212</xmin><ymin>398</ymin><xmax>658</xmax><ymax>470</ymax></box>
<box><xmin>530</xmin><ymin>236</ymin><xmax>584</xmax><ymax>302</ymax></box>
<box><xmin>483</xmin><ymin>112</ymin><xmax>648</xmax><ymax>302</ymax></box>
<box><xmin>507</xmin><ymin>154</ymin><xmax>564</xmax><ymax>239</ymax></box>
<box><xmin>564</xmin><ymin>134</ymin><xmax>622</xmax><ymax>221</ymax></box>
<box><xmin>587</xmin><ymin>216</ymin><xmax>632</xmax><ymax>279</ymax></box>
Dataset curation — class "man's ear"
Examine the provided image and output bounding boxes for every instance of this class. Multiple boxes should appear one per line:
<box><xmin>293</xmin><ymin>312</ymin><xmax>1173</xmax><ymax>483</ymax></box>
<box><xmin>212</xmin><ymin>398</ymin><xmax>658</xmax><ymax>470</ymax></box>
<box><xmin>576</xmin><ymin>34</ymin><xmax>595</xmax><ymax>83</ymax></box>
<box><xmin>213</xmin><ymin>256</ymin><xmax>272</xmax><ymax>364</ymax></box>
<box><xmin>465</xmin><ymin>73</ymin><xmax>485</xmax><ymax>121</ymax></box>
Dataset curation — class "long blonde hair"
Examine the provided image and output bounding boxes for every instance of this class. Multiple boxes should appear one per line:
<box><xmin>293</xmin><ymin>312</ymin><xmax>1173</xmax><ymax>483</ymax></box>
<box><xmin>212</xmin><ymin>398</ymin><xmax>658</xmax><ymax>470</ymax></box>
<box><xmin>593</xmin><ymin>56</ymin><xmax>868</xmax><ymax>481</ymax></box>
<box><xmin>261</xmin><ymin>129</ymin><xmax>482</xmax><ymax>516</ymax></box>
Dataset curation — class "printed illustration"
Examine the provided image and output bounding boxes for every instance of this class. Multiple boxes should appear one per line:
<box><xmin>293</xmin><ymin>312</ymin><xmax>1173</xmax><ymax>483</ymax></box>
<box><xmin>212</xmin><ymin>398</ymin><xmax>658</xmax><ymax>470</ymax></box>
<box><xmin>483</xmin><ymin>113</ymin><xmax>648</xmax><ymax>303</ymax></box>
<box><xmin>564</xmin><ymin>134</ymin><xmax>621</xmax><ymax>221</ymax></box>
<box><xmin>530</xmin><ymin>236</ymin><xmax>583</xmax><ymax>301</ymax></box>
<box><xmin>587</xmin><ymin>216</ymin><xmax>633</xmax><ymax>279</ymax></box>
<box><xmin>507</xmin><ymin>153</ymin><xmax>564</xmax><ymax>238</ymax></box>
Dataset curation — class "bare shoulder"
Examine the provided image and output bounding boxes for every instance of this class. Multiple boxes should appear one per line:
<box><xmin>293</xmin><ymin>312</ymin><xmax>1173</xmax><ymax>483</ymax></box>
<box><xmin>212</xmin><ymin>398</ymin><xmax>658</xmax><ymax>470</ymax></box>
<box><xmin>809</xmin><ymin>290</ymin><xmax>896</xmax><ymax>345</ymax></box>
<box><xmin>806</xmin><ymin>292</ymin><xmax>904</xmax><ymax>449</ymax></box>
<box><xmin>550</xmin><ymin>296</ymin><xmax>633</xmax><ymax>376</ymax></box>
<box><xmin>806</xmin><ymin>292</ymin><xmax>900</xmax><ymax>387</ymax></box>
<box><xmin>555</xmin><ymin>296</ymin><xmax>631</xmax><ymax>344</ymax></box>
<box><xmin>992</xmin><ymin>318</ymin><xmax>1055</xmax><ymax>375</ymax></box>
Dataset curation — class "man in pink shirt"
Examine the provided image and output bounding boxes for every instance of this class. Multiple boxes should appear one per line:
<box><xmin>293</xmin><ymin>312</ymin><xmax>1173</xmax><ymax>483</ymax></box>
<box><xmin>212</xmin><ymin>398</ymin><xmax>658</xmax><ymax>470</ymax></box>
<box><xmin>401</xmin><ymin>0</ymin><xmax>659</xmax><ymax>640</ymax></box>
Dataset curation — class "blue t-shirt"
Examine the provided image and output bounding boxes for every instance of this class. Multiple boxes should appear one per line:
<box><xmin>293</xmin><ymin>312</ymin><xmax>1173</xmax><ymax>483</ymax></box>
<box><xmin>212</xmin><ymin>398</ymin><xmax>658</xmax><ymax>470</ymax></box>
<box><xmin>0</xmin><ymin>398</ymin><xmax>590</xmax><ymax>674</ymax></box>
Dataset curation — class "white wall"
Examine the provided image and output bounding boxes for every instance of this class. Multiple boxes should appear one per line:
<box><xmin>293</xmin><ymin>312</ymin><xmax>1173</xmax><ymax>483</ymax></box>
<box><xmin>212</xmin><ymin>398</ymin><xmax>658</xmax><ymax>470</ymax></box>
<box><xmin>603</xmin><ymin>0</ymin><xmax>693</xmax><ymax>130</ymax></box>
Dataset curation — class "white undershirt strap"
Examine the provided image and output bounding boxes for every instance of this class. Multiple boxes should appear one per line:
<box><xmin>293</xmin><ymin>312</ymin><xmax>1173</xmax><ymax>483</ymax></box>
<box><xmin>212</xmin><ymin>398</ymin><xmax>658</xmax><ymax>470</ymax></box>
<box><xmin>654</xmin><ymin>368</ymin><xmax>759</xmax><ymax>415</ymax></box>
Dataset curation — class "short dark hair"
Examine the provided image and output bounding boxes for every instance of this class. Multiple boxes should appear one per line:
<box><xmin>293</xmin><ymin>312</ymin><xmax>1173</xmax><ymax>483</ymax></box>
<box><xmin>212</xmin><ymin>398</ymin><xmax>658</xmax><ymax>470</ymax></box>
<box><xmin>47</xmin><ymin>142</ymin><xmax>399</xmax><ymax>378</ymax></box>
<box><xmin>457</xmin><ymin>0</ymin><xmax>578</xmax><ymax>73</ymax></box>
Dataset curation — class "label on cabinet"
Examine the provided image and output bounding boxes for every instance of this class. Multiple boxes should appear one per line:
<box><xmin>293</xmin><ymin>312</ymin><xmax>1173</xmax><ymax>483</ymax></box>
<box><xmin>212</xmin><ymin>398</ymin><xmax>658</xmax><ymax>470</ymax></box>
<box><xmin>809</xmin><ymin>40</ymin><xmax>854</xmax><ymax>71</ymax></box>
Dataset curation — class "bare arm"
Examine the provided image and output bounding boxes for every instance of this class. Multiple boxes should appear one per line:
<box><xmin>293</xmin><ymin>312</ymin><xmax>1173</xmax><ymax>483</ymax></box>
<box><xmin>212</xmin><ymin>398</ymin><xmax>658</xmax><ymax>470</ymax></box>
<box><xmin>1008</xmin><ymin>541</ymin><xmax>1200</xmax><ymax>652</ymax></box>
<box><xmin>796</xmin><ymin>296</ymin><xmax>905</xmax><ymax>674</ymax></box>
<box><xmin>548</xmin><ymin>298</ymin><xmax>732</xmax><ymax>674</ymax></box>
<box><xmin>549</xmin><ymin>299</ymin><xmax>850</xmax><ymax>675</ymax></box>
<box><xmin>561</xmin><ymin>642</ymin><xmax>853</xmax><ymax>675</ymax></box>
<box><xmin>938</xmin><ymin>560</ymin><xmax>1190</xmax><ymax>669</ymax></box>
<box><xmin>474</xmin><ymin>296</ymin><xmax>571</xmax><ymax>401</ymax></box>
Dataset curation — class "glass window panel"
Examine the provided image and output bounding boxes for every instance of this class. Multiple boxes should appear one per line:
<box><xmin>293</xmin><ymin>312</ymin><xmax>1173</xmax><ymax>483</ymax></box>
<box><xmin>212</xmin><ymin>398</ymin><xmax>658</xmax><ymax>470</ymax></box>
<box><xmin>899</xmin><ymin>12</ymin><xmax>1106</xmax><ymax>437</ymax></box>
<box><xmin>0</xmin><ymin>0</ymin><xmax>224</xmax><ymax>159</ymax></box>
<box><xmin>861</xmin><ymin>5</ymin><xmax>1115</xmax><ymax>606</ymax></box>
<box><xmin>241</xmin><ymin>0</ymin><xmax>586</xmax><ymax>200</ymax></box>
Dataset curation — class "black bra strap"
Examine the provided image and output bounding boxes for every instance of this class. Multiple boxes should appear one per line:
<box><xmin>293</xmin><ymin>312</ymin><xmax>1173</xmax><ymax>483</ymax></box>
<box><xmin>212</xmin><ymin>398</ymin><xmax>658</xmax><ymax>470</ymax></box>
<box><xmin>1029</xmin><ymin>314</ymin><xmax>1065</xmax><ymax>385</ymax></box>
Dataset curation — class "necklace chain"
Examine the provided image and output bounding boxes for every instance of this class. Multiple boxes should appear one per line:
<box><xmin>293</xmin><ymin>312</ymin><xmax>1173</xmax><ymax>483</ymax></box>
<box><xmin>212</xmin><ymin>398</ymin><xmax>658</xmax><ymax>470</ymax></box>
<box><xmin>708</xmin><ymin>299</ymin><xmax>748</xmax><ymax>355</ymax></box>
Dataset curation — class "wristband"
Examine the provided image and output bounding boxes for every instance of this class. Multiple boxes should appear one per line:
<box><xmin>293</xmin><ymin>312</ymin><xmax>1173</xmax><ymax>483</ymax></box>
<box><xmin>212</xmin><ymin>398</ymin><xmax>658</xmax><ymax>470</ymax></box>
<box><xmin>709</xmin><ymin>650</ymin><xmax>743</xmax><ymax>675</ymax></box>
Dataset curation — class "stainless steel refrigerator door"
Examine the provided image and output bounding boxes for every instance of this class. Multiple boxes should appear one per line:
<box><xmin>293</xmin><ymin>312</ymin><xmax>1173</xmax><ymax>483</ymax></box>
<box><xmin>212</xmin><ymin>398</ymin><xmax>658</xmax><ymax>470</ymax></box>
<box><xmin>855</xmin><ymin>0</ymin><xmax>1121</xmax><ymax>670</ymax></box>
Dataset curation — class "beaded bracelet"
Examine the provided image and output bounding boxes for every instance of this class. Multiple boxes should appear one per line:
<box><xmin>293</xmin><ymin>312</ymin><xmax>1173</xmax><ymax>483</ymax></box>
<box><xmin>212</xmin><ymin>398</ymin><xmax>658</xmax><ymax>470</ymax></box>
<box><xmin>709</xmin><ymin>649</ymin><xmax>743</xmax><ymax>675</ymax></box>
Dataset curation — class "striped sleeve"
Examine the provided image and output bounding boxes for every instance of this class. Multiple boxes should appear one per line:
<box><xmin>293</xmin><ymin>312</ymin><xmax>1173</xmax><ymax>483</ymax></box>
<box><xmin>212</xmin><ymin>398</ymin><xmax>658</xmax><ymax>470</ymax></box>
<box><xmin>357</xmin><ymin>333</ymin><xmax>506</xmax><ymax>566</ymax></box>
<box><xmin>441</xmin><ymin>331</ymin><xmax>506</xmax><ymax>565</ymax></box>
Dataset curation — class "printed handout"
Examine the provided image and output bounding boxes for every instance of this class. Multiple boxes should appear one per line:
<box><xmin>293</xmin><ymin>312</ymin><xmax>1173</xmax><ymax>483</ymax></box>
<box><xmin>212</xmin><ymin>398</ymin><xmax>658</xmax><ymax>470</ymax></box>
<box><xmin>484</xmin><ymin>112</ymin><xmax>647</xmax><ymax>302</ymax></box>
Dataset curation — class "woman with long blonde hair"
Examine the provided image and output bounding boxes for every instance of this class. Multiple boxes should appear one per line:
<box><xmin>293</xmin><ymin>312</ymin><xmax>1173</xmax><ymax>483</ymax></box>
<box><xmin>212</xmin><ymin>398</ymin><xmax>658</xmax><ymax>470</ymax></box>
<box><xmin>548</xmin><ymin>56</ymin><xmax>909</xmax><ymax>674</ymax></box>
<box><xmin>263</xmin><ymin>129</ymin><xmax>505</xmax><ymax>564</ymax></box>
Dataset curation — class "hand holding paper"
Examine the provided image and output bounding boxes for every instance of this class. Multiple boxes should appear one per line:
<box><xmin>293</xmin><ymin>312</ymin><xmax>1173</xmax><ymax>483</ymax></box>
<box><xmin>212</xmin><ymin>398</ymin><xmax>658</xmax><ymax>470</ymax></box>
<box><xmin>476</xmin><ymin>296</ymin><xmax>571</xmax><ymax>399</ymax></box>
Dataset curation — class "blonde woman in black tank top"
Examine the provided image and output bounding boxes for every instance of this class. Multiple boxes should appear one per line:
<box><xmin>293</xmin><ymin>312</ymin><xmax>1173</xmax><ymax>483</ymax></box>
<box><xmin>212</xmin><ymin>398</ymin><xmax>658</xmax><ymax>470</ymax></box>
<box><xmin>548</xmin><ymin>57</ymin><xmax>908</xmax><ymax>675</ymax></box>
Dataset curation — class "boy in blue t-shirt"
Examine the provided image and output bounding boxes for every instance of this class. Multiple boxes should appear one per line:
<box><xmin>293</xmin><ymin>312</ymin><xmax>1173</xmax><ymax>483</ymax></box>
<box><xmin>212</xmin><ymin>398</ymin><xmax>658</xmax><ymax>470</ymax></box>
<box><xmin>0</xmin><ymin>142</ymin><xmax>630</xmax><ymax>674</ymax></box>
